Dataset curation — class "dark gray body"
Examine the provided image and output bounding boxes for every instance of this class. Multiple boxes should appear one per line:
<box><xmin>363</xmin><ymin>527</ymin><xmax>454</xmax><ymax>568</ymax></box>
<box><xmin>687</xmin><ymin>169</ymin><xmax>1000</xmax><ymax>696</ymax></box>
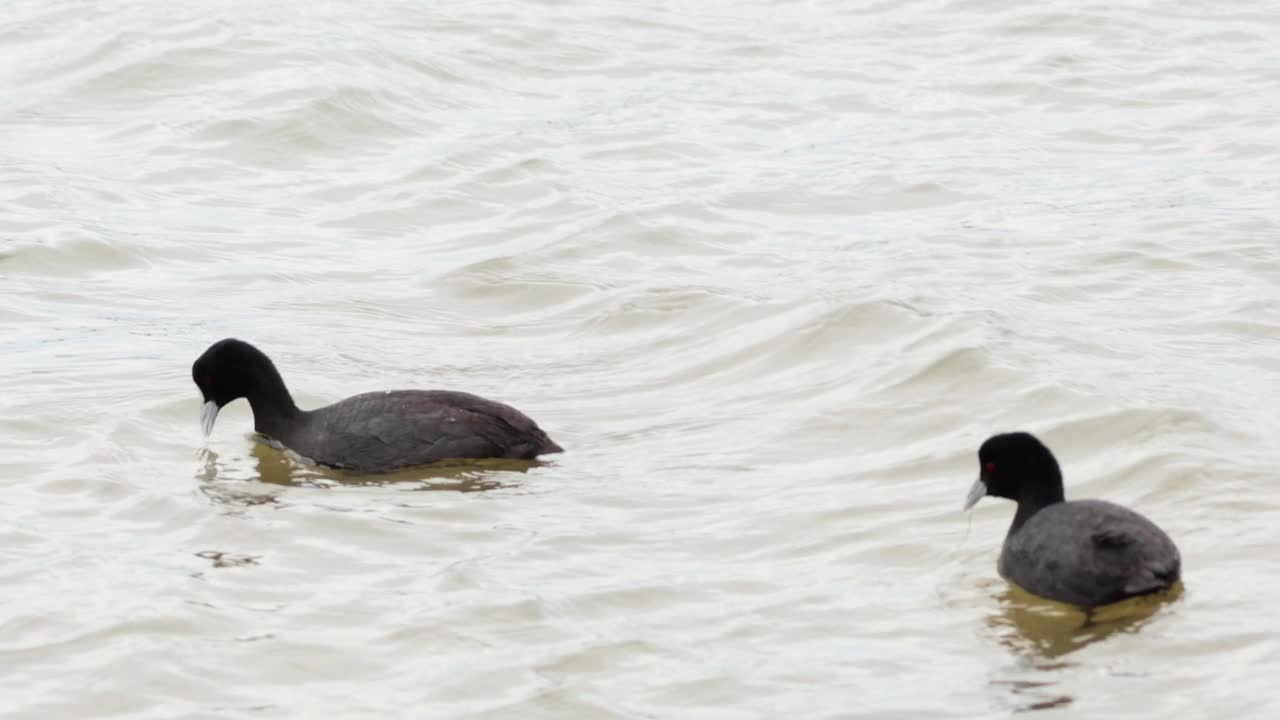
<box><xmin>262</xmin><ymin>389</ymin><xmax>562</xmax><ymax>473</ymax></box>
<box><xmin>999</xmin><ymin>499</ymin><xmax>1181</xmax><ymax>608</ymax></box>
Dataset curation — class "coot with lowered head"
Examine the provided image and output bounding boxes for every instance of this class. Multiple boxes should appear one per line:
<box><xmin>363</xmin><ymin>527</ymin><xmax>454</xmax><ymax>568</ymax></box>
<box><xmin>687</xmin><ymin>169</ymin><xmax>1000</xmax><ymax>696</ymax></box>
<box><xmin>192</xmin><ymin>338</ymin><xmax>563</xmax><ymax>472</ymax></box>
<box><xmin>964</xmin><ymin>432</ymin><xmax>1180</xmax><ymax>609</ymax></box>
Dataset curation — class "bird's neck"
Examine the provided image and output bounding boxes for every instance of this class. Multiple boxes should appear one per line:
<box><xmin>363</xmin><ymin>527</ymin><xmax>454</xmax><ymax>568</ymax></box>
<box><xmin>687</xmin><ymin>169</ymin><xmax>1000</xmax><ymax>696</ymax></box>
<box><xmin>1008</xmin><ymin>465</ymin><xmax>1066</xmax><ymax>534</ymax></box>
<box><xmin>246</xmin><ymin>370</ymin><xmax>301</xmax><ymax>438</ymax></box>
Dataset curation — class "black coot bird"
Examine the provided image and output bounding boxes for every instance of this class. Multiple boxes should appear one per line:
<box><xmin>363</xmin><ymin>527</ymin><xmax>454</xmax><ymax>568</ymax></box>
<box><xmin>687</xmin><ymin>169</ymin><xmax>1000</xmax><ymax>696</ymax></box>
<box><xmin>964</xmin><ymin>432</ymin><xmax>1180</xmax><ymax>609</ymax></box>
<box><xmin>192</xmin><ymin>338</ymin><xmax>563</xmax><ymax>472</ymax></box>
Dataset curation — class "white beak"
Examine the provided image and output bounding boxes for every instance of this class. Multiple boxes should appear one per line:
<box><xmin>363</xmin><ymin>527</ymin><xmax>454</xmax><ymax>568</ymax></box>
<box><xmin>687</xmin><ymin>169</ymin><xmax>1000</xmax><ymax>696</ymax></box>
<box><xmin>201</xmin><ymin>400</ymin><xmax>219</xmax><ymax>438</ymax></box>
<box><xmin>963</xmin><ymin>475</ymin><xmax>987</xmax><ymax>511</ymax></box>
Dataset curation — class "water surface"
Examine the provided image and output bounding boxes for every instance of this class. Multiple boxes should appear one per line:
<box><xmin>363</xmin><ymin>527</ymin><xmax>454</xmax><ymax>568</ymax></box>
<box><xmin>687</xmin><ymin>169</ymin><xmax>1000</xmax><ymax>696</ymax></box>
<box><xmin>2</xmin><ymin>1</ymin><xmax>1279</xmax><ymax>717</ymax></box>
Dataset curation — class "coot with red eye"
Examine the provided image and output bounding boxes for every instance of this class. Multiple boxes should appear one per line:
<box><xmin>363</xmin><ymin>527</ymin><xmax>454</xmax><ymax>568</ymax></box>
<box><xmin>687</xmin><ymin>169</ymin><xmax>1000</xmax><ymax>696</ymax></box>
<box><xmin>963</xmin><ymin>432</ymin><xmax>1181</xmax><ymax>609</ymax></box>
<box><xmin>191</xmin><ymin>338</ymin><xmax>563</xmax><ymax>473</ymax></box>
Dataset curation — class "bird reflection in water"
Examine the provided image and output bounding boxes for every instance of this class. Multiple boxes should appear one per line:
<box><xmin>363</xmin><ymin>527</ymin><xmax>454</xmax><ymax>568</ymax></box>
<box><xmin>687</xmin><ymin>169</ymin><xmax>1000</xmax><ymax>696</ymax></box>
<box><xmin>990</xmin><ymin>582</ymin><xmax>1184</xmax><ymax>659</ymax></box>
<box><xmin>986</xmin><ymin>582</ymin><xmax>1184</xmax><ymax>712</ymax></box>
<box><xmin>197</xmin><ymin>436</ymin><xmax>540</xmax><ymax>507</ymax></box>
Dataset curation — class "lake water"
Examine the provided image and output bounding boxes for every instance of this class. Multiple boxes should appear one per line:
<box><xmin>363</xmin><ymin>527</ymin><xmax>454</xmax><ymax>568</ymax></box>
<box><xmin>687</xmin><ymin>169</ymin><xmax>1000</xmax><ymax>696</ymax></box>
<box><xmin>2</xmin><ymin>1</ymin><xmax>1279</xmax><ymax>717</ymax></box>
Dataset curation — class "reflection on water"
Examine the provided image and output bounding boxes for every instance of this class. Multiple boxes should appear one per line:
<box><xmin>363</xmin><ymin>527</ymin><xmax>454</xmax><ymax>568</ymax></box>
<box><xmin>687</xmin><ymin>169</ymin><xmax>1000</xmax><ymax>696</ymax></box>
<box><xmin>195</xmin><ymin>437</ymin><xmax>538</xmax><ymax>507</ymax></box>
<box><xmin>989</xmin><ymin>678</ymin><xmax>1074</xmax><ymax>713</ymax></box>
<box><xmin>990</xmin><ymin>582</ymin><xmax>1184</xmax><ymax>660</ymax></box>
<box><xmin>986</xmin><ymin>583</ymin><xmax>1184</xmax><ymax>712</ymax></box>
<box><xmin>194</xmin><ymin>550</ymin><xmax>260</xmax><ymax>568</ymax></box>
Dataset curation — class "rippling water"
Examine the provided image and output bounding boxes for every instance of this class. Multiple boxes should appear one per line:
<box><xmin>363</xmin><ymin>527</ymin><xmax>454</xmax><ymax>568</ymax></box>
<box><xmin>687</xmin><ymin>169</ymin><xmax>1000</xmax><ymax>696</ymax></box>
<box><xmin>3</xmin><ymin>1</ymin><xmax>1279</xmax><ymax>717</ymax></box>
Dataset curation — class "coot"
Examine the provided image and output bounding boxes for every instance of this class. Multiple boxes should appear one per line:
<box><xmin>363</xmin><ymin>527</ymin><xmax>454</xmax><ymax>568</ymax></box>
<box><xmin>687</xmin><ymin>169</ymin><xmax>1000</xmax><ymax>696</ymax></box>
<box><xmin>963</xmin><ymin>432</ymin><xmax>1180</xmax><ymax>608</ymax></box>
<box><xmin>192</xmin><ymin>338</ymin><xmax>563</xmax><ymax>472</ymax></box>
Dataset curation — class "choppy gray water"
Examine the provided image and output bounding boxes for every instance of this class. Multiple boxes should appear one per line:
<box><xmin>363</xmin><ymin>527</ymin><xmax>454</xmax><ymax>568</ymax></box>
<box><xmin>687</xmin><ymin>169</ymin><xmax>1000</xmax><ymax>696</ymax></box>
<box><xmin>2</xmin><ymin>1</ymin><xmax>1279</xmax><ymax>717</ymax></box>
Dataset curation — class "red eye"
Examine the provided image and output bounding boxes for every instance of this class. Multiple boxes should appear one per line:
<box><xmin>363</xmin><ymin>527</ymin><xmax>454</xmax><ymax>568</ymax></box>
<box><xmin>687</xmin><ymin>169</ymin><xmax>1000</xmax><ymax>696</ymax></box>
<box><xmin>984</xmin><ymin>462</ymin><xmax>996</xmax><ymax>474</ymax></box>
<box><xmin>203</xmin><ymin>374</ymin><xmax>214</xmax><ymax>386</ymax></box>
